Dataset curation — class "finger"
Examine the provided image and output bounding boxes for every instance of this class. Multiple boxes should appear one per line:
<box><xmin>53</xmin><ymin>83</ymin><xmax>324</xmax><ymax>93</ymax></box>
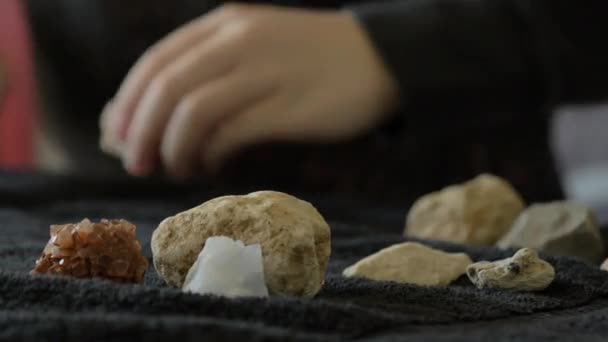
<box><xmin>202</xmin><ymin>95</ymin><xmax>289</xmax><ymax>171</ymax></box>
<box><xmin>99</xmin><ymin>100</ymin><xmax>125</xmax><ymax>158</ymax></box>
<box><xmin>99</xmin><ymin>99</ymin><xmax>113</xmax><ymax>134</ymax></box>
<box><xmin>112</xmin><ymin>27</ymin><xmax>216</xmax><ymax>141</ymax></box>
<box><xmin>109</xmin><ymin>5</ymin><xmax>243</xmax><ymax>141</ymax></box>
<box><xmin>160</xmin><ymin>71</ymin><xmax>276</xmax><ymax>178</ymax></box>
<box><xmin>123</xmin><ymin>35</ymin><xmax>238</xmax><ymax>175</ymax></box>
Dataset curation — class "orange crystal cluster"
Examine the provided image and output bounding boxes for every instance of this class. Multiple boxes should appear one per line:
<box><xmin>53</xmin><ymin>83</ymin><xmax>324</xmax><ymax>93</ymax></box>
<box><xmin>32</xmin><ymin>219</ymin><xmax>148</xmax><ymax>283</ymax></box>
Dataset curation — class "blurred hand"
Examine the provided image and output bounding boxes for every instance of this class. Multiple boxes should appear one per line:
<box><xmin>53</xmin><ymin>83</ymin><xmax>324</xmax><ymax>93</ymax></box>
<box><xmin>100</xmin><ymin>4</ymin><xmax>399</xmax><ymax>178</ymax></box>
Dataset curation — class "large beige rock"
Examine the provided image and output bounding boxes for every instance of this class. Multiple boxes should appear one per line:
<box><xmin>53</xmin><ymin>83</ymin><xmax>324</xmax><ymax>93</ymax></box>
<box><xmin>497</xmin><ymin>202</ymin><xmax>604</xmax><ymax>264</ymax></box>
<box><xmin>405</xmin><ymin>174</ymin><xmax>525</xmax><ymax>246</ymax></box>
<box><xmin>342</xmin><ymin>242</ymin><xmax>472</xmax><ymax>286</ymax></box>
<box><xmin>151</xmin><ymin>191</ymin><xmax>331</xmax><ymax>297</ymax></box>
<box><xmin>467</xmin><ymin>248</ymin><xmax>555</xmax><ymax>291</ymax></box>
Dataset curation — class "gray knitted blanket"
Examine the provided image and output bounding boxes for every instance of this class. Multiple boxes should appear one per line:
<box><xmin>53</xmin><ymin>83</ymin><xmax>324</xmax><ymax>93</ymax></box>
<box><xmin>1</xmin><ymin>172</ymin><xmax>607</xmax><ymax>341</ymax></box>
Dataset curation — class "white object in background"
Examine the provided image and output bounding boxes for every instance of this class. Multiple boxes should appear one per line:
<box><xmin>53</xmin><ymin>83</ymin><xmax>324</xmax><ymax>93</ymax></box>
<box><xmin>562</xmin><ymin>163</ymin><xmax>608</xmax><ymax>223</ymax></box>
<box><xmin>182</xmin><ymin>236</ymin><xmax>269</xmax><ymax>298</ymax></box>
<box><xmin>552</xmin><ymin>104</ymin><xmax>608</xmax><ymax>224</ymax></box>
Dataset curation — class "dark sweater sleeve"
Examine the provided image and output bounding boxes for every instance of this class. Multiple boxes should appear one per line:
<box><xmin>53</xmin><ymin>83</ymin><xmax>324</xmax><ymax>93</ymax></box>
<box><xmin>350</xmin><ymin>0</ymin><xmax>608</xmax><ymax>126</ymax></box>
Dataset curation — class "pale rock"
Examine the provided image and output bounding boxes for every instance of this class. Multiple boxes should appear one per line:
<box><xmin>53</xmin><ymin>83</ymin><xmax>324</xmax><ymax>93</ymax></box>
<box><xmin>600</xmin><ymin>258</ymin><xmax>608</xmax><ymax>272</ymax></box>
<box><xmin>497</xmin><ymin>202</ymin><xmax>604</xmax><ymax>264</ymax></box>
<box><xmin>342</xmin><ymin>242</ymin><xmax>472</xmax><ymax>286</ymax></box>
<box><xmin>467</xmin><ymin>248</ymin><xmax>555</xmax><ymax>291</ymax></box>
<box><xmin>182</xmin><ymin>236</ymin><xmax>269</xmax><ymax>298</ymax></box>
<box><xmin>405</xmin><ymin>174</ymin><xmax>525</xmax><ymax>246</ymax></box>
<box><xmin>152</xmin><ymin>191</ymin><xmax>331</xmax><ymax>297</ymax></box>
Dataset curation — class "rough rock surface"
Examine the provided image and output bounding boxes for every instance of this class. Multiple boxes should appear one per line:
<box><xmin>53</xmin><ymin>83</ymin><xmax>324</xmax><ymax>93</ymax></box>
<box><xmin>342</xmin><ymin>242</ymin><xmax>472</xmax><ymax>286</ymax></box>
<box><xmin>467</xmin><ymin>248</ymin><xmax>555</xmax><ymax>291</ymax></box>
<box><xmin>32</xmin><ymin>219</ymin><xmax>148</xmax><ymax>283</ymax></box>
<box><xmin>152</xmin><ymin>191</ymin><xmax>331</xmax><ymax>297</ymax></box>
<box><xmin>405</xmin><ymin>174</ymin><xmax>525</xmax><ymax>246</ymax></box>
<box><xmin>497</xmin><ymin>201</ymin><xmax>604</xmax><ymax>264</ymax></box>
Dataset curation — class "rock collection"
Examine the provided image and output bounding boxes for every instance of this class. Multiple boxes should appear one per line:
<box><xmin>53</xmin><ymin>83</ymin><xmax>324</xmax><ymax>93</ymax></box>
<box><xmin>343</xmin><ymin>242</ymin><xmax>472</xmax><ymax>286</ymax></box>
<box><xmin>31</xmin><ymin>219</ymin><xmax>148</xmax><ymax>283</ymax></box>
<box><xmin>343</xmin><ymin>241</ymin><xmax>556</xmax><ymax>293</ymax></box>
<box><xmin>404</xmin><ymin>174</ymin><xmax>525</xmax><ymax>246</ymax></box>
<box><xmin>151</xmin><ymin>191</ymin><xmax>331</xmax><ymax>298</ymax></box>
<box><xmin>404</xmin><ymin>174</ymin><xmax>605</xmax><ymax>266</ymax></box>
<box><xmin>467</xmin><ymin>248</ymin><xmax>555</xmax><ymax>291</ymax></box>
<box><xmin>31</xmin><ymin>177</ymin><xmax>592</xmax><ymax>298</ymax></box>
<box><xmin>497</xmin><ymin>202</ymin><xmax>604</xmax><ymax>264</ymax></box>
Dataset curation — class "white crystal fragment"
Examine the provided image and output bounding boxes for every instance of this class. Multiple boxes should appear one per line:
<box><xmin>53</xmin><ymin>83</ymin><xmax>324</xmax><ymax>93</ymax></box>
<box><xmin>182</xmin><ymin>236</ymin><xmax>269</xmax><ymax>298</ymax></box>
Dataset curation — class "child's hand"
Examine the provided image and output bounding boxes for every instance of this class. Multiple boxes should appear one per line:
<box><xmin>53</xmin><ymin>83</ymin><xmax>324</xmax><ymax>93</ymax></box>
<box><xmin>101</xmin><ymin>4</ymin><xmax>399</xmax><ymax>178</ymax></box>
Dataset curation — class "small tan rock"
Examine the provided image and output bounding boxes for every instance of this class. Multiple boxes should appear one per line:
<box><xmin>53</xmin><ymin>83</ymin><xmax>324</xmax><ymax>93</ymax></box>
<box><xmin>467</xmin><ymin>248</ymin><xmax>555</xmax><ymax>291</ymax></box>
<box><xmin>497</xmin><ymin>201</ymin><xmax>604</xmax><ymax>264</ymax></box>
<box><xmin>405</xmin><ymin>174</ymin><xmax>525</xmax><ymax>246</ymax></box>
<box><xmin>343</xmin><ymin>242</ymin><xmax>472</xmax><ymax>286</ymax></box>
<box><xmin>151</xmin><ymin>191</ymin><xmax>331</xmax><ymax>297</ymax></box>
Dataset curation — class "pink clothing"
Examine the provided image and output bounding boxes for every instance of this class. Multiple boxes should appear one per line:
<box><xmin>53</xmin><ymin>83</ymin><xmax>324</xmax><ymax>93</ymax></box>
<box><xmin>0</xmin><ymin>0</ymin><xmax>36</xmax><ymax>169</ymax></box>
